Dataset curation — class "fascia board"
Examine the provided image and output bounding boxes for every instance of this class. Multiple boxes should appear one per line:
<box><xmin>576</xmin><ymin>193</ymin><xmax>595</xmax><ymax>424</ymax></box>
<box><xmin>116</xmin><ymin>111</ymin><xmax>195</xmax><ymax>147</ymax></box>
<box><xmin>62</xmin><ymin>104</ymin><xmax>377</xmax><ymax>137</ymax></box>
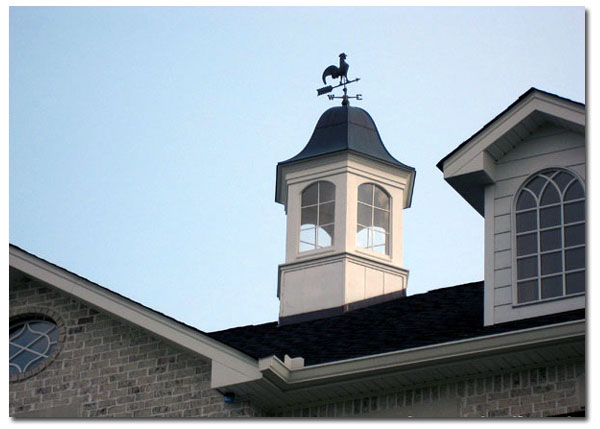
<box><xmin>9</xmin><ymin>247</ymin><xmax>262</xmax><ymax>385</ymax></box>
<box><xmin>442</xmin><ymin>93</ymin><xmax>585</xmax><ymax>178</ymax></box>
<box><xmin>258</xmin><ymin>320</ymin><xmax>584</xmax><ymax>389</ymax></box>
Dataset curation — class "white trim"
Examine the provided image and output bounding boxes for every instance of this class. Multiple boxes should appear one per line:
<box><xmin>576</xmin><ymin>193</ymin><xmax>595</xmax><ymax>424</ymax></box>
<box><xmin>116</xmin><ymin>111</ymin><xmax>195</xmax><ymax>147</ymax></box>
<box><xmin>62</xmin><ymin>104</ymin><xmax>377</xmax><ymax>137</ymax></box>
<box><xmin>442</xmin><ymin>92</ymin><xmax>585</xmax><ymax>178</ymax></box>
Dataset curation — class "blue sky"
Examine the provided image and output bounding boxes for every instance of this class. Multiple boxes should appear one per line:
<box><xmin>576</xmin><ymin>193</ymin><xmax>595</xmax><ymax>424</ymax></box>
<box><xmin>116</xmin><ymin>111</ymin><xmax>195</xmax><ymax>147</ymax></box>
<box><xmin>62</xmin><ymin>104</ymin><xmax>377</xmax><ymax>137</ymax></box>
<box><xmin>9</xmin><ymin>6</ymin><xmax>585</xmax><ymax>332</ymax></box>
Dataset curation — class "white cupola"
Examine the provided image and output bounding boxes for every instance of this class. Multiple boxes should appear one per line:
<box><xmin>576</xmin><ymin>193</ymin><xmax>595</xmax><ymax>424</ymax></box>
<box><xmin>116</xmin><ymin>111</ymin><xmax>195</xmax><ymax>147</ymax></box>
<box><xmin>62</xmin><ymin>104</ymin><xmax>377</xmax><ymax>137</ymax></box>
<box><xmin>275</xmin><ymin>104</ymin><xmax>416</xmax><ymax>324</ymax></box>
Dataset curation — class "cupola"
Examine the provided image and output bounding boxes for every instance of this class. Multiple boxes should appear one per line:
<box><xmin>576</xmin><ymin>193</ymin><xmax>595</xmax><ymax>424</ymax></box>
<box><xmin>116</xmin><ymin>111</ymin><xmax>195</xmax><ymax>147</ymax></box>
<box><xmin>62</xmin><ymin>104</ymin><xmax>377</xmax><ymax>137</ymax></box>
<box><xmin>275</xmin><ymin>103</ymin><xmax>416</xmax><ymax>325</ymax></box>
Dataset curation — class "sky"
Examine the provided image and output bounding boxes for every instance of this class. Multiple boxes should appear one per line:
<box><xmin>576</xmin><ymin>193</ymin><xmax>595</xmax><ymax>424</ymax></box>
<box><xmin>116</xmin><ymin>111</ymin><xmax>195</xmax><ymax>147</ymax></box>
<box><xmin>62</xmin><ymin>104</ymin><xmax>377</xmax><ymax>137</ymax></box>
<box><xmin>9</xmin><ymin>6</ymin><xmax>586</xmax><ymax>332</ymax></box>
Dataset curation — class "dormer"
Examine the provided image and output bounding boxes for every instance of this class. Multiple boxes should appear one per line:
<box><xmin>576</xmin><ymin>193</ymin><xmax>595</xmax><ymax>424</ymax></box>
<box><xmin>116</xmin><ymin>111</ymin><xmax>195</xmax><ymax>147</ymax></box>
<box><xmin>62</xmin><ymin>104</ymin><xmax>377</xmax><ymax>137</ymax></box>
<box><xmin>437</xmin><ymin>88</ymin><xmax>585</xmax><ymax>326</ymax></box>
<box><xmin>275</xmin><ymin>105</ymin><xmax>415</xmax><ymax>324</ymax></box>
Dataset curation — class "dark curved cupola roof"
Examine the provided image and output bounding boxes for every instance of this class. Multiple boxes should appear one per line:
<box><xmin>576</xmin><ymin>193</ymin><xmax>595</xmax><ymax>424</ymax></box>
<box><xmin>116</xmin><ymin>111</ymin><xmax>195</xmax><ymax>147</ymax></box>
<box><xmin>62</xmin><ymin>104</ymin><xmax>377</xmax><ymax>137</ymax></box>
<box><xmin>278</xmin><ymin>105</ymin><xmax>414</xmax><ymax>171</ymax></box>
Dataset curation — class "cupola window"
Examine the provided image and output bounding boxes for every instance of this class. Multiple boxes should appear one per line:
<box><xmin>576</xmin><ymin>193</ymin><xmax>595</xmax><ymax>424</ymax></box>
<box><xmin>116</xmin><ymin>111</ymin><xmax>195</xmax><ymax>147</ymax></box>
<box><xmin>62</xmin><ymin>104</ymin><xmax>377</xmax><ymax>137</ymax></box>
<box><xmin>357</xmin><ymin>183</ymin><xmax>390</xmax><ymax>255</ymax></box>
<box><xmin>515</xmin><ymin>169</ymin><xmax>585</xmax><ymax>303</ymax></box>
<box><xmin>299</xmin><ymin>181</ymin><xmax>335</xmax><ymax>252</ymax></box>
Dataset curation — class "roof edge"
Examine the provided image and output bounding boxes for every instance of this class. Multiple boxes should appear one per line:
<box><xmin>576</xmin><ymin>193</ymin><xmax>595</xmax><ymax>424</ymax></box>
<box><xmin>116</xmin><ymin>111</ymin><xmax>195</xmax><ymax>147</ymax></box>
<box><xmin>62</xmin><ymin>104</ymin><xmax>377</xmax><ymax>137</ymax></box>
<box><xmin>436</xmin><ymin>87</ymin><xmax>585</xmax><ymax>171</ymax></box>
<box><xmin>9</xmin><ymin>244</ymin><xmax>262</xmax><ymax>384</ymax></box>
<box><xmin>253</xmin><ymin>319</ymin><xmax>584</xmax><ymax>392</ymax></box>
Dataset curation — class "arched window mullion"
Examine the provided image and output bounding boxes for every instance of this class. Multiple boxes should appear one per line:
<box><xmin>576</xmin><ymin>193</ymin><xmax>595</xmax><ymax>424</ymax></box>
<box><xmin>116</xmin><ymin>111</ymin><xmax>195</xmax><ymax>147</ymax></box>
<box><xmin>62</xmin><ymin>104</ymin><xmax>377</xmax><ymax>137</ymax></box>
<box><xmin>561</xmin><ymin>178</ymin><xmax>578</xmax><ymax>199</ymax></box>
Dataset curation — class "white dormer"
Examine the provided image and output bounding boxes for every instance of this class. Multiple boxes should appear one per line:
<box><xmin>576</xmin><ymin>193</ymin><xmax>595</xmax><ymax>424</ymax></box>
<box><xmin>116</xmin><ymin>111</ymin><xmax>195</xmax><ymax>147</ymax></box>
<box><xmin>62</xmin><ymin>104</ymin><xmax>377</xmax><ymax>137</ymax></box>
<box><xmin>438</xmin><ymin>88</ymin><xmax>585</xmax><ymax>326</ymax></box>
<box><xmin>275</xmin><ymin>104</ymin><xmax>415</xmax><ymax>324</ymax></box>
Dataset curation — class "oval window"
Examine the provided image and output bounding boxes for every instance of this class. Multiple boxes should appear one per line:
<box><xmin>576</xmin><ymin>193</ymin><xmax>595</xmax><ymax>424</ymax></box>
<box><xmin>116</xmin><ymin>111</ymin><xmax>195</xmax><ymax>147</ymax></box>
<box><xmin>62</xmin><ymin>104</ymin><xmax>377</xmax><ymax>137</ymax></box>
<box><xmin>9</xmin><ymin>318</ymin><xmax>60</xmax><ymax>376</ymax></box>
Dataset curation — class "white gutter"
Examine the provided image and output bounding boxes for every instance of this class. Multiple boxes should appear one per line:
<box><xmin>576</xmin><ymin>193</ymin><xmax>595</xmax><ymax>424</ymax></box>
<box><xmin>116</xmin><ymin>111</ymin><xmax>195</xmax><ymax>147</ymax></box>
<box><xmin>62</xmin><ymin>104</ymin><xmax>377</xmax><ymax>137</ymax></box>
<box><xmin>257</xmin><ymin>319</ymin><xmax>584</xmax><ymax>390</ymax></box>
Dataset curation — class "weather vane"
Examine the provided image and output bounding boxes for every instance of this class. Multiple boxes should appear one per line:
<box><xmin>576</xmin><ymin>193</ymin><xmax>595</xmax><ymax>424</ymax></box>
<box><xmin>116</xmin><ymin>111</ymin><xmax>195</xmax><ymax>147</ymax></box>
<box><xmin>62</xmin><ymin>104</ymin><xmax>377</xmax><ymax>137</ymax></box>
<box><xmin>317</xmin><ymin>53</ymin><xmax>362</xmax><ymax>105</ymax></box>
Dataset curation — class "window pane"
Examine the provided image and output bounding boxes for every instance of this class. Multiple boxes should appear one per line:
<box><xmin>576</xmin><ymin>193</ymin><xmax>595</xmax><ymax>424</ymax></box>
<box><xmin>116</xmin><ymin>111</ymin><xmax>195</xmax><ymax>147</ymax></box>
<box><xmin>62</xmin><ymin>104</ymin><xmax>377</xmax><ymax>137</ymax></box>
<box><xmin>566</xmin><ymin>271</ymin><xmax>585</xmax><ymax>295</ymax></box>
<box><xmin>302</xmin><ymin>183</ymin><xmax>318</xmax><ymax>206</ymax></box>
<box><xmin>541</xmin><ymin>275</ymin><xmax>563</xmax><ymax>299</ymax></box>
<box><xmin>564</xmin><ymin>201</ymin><xmax>585</xmax><ymax>224</ymax></box>
<box><xmin>540</xmin><ymin>184</ymin><xmax>560</xmax><ymax>206</ymax></box>
<box><xmin>517</xmin><ymin>256</ymin><xmax>538</xmax><ymax>279</ymax></box>
<box><xmin>516</xmin><ymin>211</ymin><xmax>537</xmax><ymax>232</ymax></box>
<box><xmin>516</xmin><ymin>191</ymin><xmax>536</xmax><ymax>210</ymax></box>
<box><xmin>518</xmin><ymin>280</ymin><xmax>539</xmax><ymax>303</ymax></box>
<box><xmin>565</xmin><ymin>247</ymin><xmax>585</xmax><ymax>270</ymax></box>
<box><xmin>373</xmin><ymin>245</ymin><xmax>386</xmax><ymax>255</ymax></box>
<box><xmin>517</xmin><ymin>233</ymin><xmax>537</xmax><ymax>256</ymax></box>
<box><xmin>372</xmin><ymin>229</ymin><xmax>386</xmax><ymax>247</ymax></box>
<box><xmin>540</xmin><ymin>228</ymin><xmax>561</xmax><ymax>252</ymax></box>
<box><xmin>357</xmin><ymin>203</ymin><xmax>372</xmax><ymax>227</ymax></box>
<box><xmin>525</xmin><ymin>176</ymin><xmax>547</xmax><ymax>196</ymax></box>
<box><xmin>373</xmin><ymin>187</ymin><xmax>390</xmax><ymax>210</ymax></box>
<box><xmin>319</xmin><ymin>182</ymin><xmax>335</xmax><ymax>203</ymax></box>
<box><xmin>317</xmin><ymin>225</ymin><xmax>333</xmax><ymax>247</ymax></box>
<box><xmin>564</xmin><ymin>181</ymin><xmax>584</xmax><ymax>201</ymax></box>
<box><xmin>29</xmin><ymin>337</ymin><xmax>50</xmax><ymax>355</ymax></box>
<box><xmin>553</xmin><ymin>171</ymin><xmax>574</xmax><ymax>191</ymax></box>
<box><xmin>540</xmin><ymin>206</ymin><xmax>561</xmax><ymax>228</ymax></box>
<box><xmin>301</xmin><ymin>206</ymin><xmax>317</xmax><ymax>227</ymax></box>
<box><xmin>373</xmin><ymin>208</ymin><xmax>389</xmax><ymax>231</ymax></box>
<box><xmin>319</xmin><ymin>202</ymin><xmax>335</xmax><ymax>225</ymax></box>
<box><xmin>358</xmin><ymin>184</ymin><xmax>373</xmax><ymax>204</ymax></box>
<box><xmin>357</xmin><ymin>226</ymin><xmax>369</xmax><ymax>248</ymax></box>
<box><xmin>565</xmin><ymin>224</ymin><xmax>585</xmax><ymax>247</ymax></box>
<box><xmin>300</xmin><ymin>228</ymin><xmax>315</xmax><ymax>248</ymax></box>
<box><xmin>541</xmin><ymin>251</ymin><xmax>562</xmax><ymax>275</ymax></box>
<box><xmin>12</xmin><ymin>350</ymin><xmax>38</xmax><ymax>371</ymax></box>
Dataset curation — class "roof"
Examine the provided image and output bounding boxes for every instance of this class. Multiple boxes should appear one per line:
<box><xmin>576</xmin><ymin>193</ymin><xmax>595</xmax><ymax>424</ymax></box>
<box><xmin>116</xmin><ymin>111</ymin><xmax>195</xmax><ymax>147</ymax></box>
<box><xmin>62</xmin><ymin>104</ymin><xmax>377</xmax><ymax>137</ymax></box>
<box><xmin>208</xmin><ymin>281</ymin><xmax>584</xmax><ymax>366</ymax></box>
<box><xmin>279</xmin><ymin>104</ymin><xmax>414</xmax><ymax>171</ymax></box>
<box><xmin>435</xmin><ymin>87</ymin><xmax>585</xmax><ymax>215</ymax></box>
<box><xmin>436</xmin><ymin>87</ymin><xmax>585</xmax><ymax>171</ymax></box>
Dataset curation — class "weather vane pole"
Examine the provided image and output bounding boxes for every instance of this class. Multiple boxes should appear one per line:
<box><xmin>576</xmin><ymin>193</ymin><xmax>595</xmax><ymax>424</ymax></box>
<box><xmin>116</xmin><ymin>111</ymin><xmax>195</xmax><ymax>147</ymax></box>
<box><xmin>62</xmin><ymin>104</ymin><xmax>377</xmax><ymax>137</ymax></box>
<box><xmin>317</xmin><ymin>53</ymin><xmax>362</xmax><ymax>105</ymax></box>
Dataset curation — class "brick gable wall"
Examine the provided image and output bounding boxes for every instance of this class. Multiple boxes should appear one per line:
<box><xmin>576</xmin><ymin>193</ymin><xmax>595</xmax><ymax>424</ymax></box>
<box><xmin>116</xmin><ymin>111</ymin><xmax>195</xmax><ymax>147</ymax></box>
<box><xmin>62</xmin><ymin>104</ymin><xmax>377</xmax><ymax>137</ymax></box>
<box><xmin>9</xmin><ymin>279</ymin><xmax>263</xmax><ymax>417</ymax></box>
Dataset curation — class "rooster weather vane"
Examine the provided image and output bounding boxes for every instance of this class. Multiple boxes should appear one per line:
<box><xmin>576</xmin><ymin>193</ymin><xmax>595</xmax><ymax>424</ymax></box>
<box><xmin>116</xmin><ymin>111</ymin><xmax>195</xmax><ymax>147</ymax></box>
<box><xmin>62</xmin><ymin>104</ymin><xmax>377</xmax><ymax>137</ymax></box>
<box><xmin>317</xmin><ymin>53</ymin><xmax>362</xmax><ymax>105</ymax></box>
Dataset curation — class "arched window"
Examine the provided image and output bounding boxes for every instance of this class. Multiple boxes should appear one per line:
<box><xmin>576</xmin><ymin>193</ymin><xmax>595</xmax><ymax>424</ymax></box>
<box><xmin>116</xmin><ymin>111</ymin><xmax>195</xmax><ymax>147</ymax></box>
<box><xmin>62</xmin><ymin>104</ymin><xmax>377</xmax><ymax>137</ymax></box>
<box><xmin>300</xmin><ymin>181</ymin><xmax>335</xmax><ymax>252</ymax></box>
<box><xmin>357</xmin><ymin>183</ymin><xmax>390</xmax><ymax>255</ymax></box>
<box><xmin>515</xmin><ymin>169</ymin><xmax>585</xmax><ymax>304</ymax></box>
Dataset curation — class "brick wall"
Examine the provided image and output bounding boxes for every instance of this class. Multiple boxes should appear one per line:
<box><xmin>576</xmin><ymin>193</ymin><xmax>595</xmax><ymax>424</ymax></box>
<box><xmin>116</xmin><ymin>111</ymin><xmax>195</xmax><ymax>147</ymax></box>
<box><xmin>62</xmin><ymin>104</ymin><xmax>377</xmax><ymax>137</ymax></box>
<box><xmin>273</xmin><ymin>362</ymin><xmax>585</xmax><ymax>417</ymax></box>
<box><xmin>9</xmin><ymin>279</ymin><xmax>262</xmax><ymax>417</ymax></box>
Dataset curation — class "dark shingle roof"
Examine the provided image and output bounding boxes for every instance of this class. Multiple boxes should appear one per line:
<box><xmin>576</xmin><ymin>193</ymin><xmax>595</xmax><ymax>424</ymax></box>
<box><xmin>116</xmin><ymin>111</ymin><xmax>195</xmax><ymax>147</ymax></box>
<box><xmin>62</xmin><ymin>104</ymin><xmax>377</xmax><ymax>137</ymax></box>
<box><xmin>207</xmin><ymin>281</ymin><xmax>584</xmax><ymax>366</ymax></box>
<box><xmin>278</xmin><ymin>105</ymin><xmax>414</xmax><ymax>171</ymax></box>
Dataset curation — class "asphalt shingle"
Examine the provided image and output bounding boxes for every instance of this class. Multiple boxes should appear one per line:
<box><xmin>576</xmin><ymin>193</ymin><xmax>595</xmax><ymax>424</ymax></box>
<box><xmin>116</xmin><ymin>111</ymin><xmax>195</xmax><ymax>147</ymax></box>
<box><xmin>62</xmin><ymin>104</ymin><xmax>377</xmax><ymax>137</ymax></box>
<box><xmin>208</xmin><ymin>281</ymin><xmax>584</xmax><ymax>366</ymax></box>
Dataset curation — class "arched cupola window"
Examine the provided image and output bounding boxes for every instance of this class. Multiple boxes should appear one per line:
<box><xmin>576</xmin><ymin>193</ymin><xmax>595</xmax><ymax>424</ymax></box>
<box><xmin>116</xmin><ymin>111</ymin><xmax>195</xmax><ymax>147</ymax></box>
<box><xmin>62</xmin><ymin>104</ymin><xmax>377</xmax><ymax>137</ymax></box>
<box><xmin>515</xmin><ymin>169</ymin><xmax>585</xmax><ymax>304</ymax></box>
<box><xmin>300</xmin><ymin>181</ymin><xmax>335</xmax><ymax>252</ymax></box>
<box><xmin>357</xmin><ymin>183</ymin><xmax>391</xmax><ymax>255</ymax></box>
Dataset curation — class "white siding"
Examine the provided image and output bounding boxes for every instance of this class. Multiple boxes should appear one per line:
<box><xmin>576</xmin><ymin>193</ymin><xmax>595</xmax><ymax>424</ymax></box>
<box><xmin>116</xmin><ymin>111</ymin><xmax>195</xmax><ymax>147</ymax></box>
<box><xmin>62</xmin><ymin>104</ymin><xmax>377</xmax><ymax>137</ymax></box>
<box><xmin>488</xmin><ymin>125</ymin><xmax>585</xmax><ymax>325</ymax></box>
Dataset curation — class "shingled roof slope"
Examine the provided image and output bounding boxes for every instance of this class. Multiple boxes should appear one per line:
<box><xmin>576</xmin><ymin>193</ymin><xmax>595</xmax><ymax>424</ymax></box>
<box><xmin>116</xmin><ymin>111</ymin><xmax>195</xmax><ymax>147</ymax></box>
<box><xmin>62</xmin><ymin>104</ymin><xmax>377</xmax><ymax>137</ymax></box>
<box><xmin>207</xmin><ymin>281</ymin><xmax>584</xmax><ymax>366</ymax></box>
